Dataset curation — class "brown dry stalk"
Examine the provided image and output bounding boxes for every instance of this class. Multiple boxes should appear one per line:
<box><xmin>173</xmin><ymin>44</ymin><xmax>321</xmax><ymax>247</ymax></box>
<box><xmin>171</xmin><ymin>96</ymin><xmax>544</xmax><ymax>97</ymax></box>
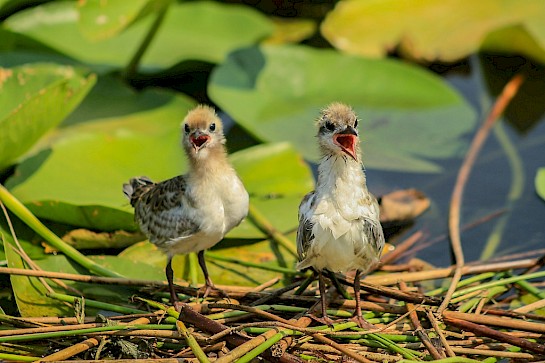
<box><xmin>425</xmin><ymin>309</ymin><xmax>455</xmax><ymax>357</ymax></box>
<box><xmin>444</xmin><ymin>316</ymin><xmax>545</xmax><ymax>354</ymax></box>
<box><xmin>443</xmin><ymin>311</ymin><xmax>545</xmax><ymax>333</ymax></box>
<box><xmin>450</xmin><ymin>347</ymin><xmax>537</xmax><ymax>359</ymax></box>
<box><xmin>440</xmin><ymin>74</ymin><xmax>525</xmax><ymax>314</ymax></box>
<box><xmin>365</xmin><ymin>257</ymin><xmax>536</xmax><ymax>286</ymax></box>
<box><xmin>513</xmin><ymin>298</ymin><xmax>545</xmax><ymax>314</ymax></box>
<box><xmin>178</xmin><ymin>304</ymin><xmax>303</xmax><ymax>363</ymax></box>
<box><xmin>399</xmin><ymin>281</ymin><xmax>443</xmax><ymax>359</ymax></box>
<box><xmin>277</xmin><ymin>316</ymin><xmax>313</xmax><ymax>358</ymax></box>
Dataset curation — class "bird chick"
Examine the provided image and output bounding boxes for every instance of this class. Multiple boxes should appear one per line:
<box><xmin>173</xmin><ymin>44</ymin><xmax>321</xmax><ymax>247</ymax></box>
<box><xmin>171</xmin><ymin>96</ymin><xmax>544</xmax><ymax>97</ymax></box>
<box><xmin>123</xmin><ymin>105</ymin><xmax>249</xmax><ymax>304</ymax></box>
<box><xmin>297</xmin><ymin>102</ymin><xmax>385</xmax><ymax>327</ymax></box>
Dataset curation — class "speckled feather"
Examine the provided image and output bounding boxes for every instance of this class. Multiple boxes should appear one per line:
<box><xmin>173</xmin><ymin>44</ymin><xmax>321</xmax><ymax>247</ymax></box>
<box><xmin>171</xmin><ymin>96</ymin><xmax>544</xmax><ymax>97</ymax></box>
<box><xmin>124</xmin><ymin>175</ymin><xmax>199</xmax><ymax>246</ymax></box>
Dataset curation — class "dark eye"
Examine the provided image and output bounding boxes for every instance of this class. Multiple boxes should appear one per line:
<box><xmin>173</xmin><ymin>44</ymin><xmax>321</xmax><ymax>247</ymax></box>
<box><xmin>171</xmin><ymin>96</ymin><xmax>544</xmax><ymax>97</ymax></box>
<box><xmin>354</xmin><ymin>119</ymin><xmax>358</xmax><ymax>128</ymax></box>
<box><xmin>184</xmin><ymin>124</ymin><xmax>190</xmax><ymax>133</ymax></box>
<box><xmin>209</xmin><ymin>123</ymin><xmax>216</xmax><ymax>132</ymax></box>
<box><xmin>325</xmin><ymin>121</ymin><xmax>335</xmax><ymax>131</ymax></box>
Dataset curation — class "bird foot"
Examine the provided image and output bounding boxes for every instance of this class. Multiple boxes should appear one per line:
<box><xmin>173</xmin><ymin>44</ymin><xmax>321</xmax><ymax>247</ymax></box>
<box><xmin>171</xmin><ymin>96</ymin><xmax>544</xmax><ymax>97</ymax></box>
<box><xmin>350</xmin><ymin>315</ymin><xmax>375</xmax><ymax>330</ymax></box>
<box><xmin>198</xmin><ymin>282</ymin><xmax>230</xmax><ymax>301</ymax></box>
<box><xmin>173</xmin><ymin>301</ymin><xmax>185</xmax><ymax>313</ymax></box>
<box><xmin>309</xmin><ymin>313</ymin><xmax>335</xmax><ymax>328</ymax></box>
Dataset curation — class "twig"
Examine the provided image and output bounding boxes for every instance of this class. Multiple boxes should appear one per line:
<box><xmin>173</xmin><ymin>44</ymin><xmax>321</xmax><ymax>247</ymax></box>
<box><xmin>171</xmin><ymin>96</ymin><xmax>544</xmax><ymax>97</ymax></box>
<box><xmin>443</xmin><ymin>311</ymin><xmax>545</xmax><ymax>333</ymax></box>
<box><xmin>440</xmin><ymin>74</ymin><xmax>524</xmax><ymax>314</ymax></box>
<box><xmin>177</xmin><ymin>304</ymin><xmax>304</xmax><ymax>363</ymax></box>
<box><xmin>513</xmin><ymin>298</ymin><xmax>545</xmax><ymax>314</ymax></box>
<box><xmin>399</xmin><ymin>281</ymin><xmax>443</xmax><ymax>359</ymax></box>
<box><xmin>365</xmin><ymin>257</ymin><xmax>536</xmax><ymax>286</ymax></box>
<box><xmin>443</xmin><ymin>316</ymin><xmax>545</xmax><ymax>354</ymax></box>
<box><xmin>426</xmin><ymin>309</ymin><xmax>455</xmax><ymax>358</ymax></box>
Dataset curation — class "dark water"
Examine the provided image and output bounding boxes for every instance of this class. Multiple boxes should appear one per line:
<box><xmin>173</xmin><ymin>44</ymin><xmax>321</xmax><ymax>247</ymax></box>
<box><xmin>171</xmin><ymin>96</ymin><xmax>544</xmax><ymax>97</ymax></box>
<box><xmin>369</xmin><ymin>55</ymin><xmax>545</xmax><ymax>267</ymax></box>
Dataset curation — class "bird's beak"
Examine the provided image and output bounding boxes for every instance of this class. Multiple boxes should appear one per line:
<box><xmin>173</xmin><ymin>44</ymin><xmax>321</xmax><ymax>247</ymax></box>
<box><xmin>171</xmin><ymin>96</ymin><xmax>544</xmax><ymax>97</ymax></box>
<box><xmin>333</xmin><ymin>126</ymin><xmax>358</xmax><ymax>160</ymax></box>
<box><xmin>190</xmin><ymin>131</ymin><xmax>211</xmax><ymax>152</ymax></box>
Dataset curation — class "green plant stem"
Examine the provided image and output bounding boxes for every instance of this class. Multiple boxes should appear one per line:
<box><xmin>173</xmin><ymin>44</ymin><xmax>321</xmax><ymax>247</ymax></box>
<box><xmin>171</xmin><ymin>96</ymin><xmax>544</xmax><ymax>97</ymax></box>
<box><xmin>452</xmin><ymin>270</ymin><xmax>545</xmax><ymax>298</ymax></box>
<box><xmin>237</xmin><ymin>330</ymin><xmax>287</xmax><ymax>363</ymax></box>
<box><xmin>247</xmin><ymin>204</ymin><xmax>298</xmax><ymax>258</ymax></box>
<box><xmin>0</xmin><ymin>353</ymin><xmax>40</xmax><ymax>362</ymax></box>
<box><xmin>481</xmin><ymin>122</ymin><xmax>524</xmax><ymax>260</ymax></box>
<box><xmin>510</xmin><ymin>274</ymin><xmax>545</xmax><ymax>299</ymax></box>
<box><xmin>176</xmin><ymin>320</ymin><xmax>210</xmax><ymax>363</ymax></box>
<box><xmin>48</xmin><ymin>292</ymin><xmax>148</xmax><ymax>315</ymax></box>
<box><xmin>458</xmin><ymin>286</ymin><xmax>507</xmax><ymax>313</ymax></box>
<box><xmin>124</xmin><ymin>4</ymin><xmax>169</xmax><ymax>78</ymax></box>
<box><xmin>206</xmin><ymin>252</ymin><xmax>299</xmax><ymax>275</ymax></box>
<box><xmin>427</xmin><ymin>272</ymin><xmax>496</xmax><ymax>296</ymax></box>
<box><xmin>0</xmin><ymin>185</ymin><xmax>123</xmax><ymax>278</ymax></box>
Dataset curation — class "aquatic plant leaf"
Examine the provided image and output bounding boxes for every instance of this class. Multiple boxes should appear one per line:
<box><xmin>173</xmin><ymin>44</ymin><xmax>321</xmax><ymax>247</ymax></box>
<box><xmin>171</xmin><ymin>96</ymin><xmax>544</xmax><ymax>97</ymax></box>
<box><xmin>2</xmin><ymin>225</ymin><xmax>71</xmax><ymax>317</ymax></box>
<box><xmin>0</xmin><ymin>64</ymin><xmax>95</xmax><ymax>171</ymax></box>
<box><xmin>321</xmin><ymin>0</ymin><xmax>545</xmax><ymax>63</ymax></box>
<box><xmin>209</xmin><ymin>45</ymin><xmax>476</xmax><ymax>172</ymax></box>
<box><xmin>4</xmin><ymin>1</ymin><xmax>273</xmax><ymax>68</ymax></box>
<box><xmin>78</xmin><ymin>0</ymin><xmax>168</xmax><ymax>41</ymax></box>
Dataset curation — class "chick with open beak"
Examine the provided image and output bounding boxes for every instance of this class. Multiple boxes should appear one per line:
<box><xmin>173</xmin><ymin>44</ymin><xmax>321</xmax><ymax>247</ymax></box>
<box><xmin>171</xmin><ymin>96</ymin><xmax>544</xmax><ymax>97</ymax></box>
<box><xmin>297</xmin><ymin>102</ymin><xmax>385</xmax><ymax>327</ymax></box>
<box><xmin>124</xmin><ymin>105</ymin><xmax>249</xmax><ymax>306</ymax></box>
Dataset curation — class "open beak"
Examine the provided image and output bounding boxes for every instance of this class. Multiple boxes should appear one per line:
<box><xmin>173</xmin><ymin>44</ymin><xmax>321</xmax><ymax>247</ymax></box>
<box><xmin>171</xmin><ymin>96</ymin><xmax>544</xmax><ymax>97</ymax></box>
<box><xmin>190</xmin><ymin>131</ymin><xmax>210</xmax><ymax>152</ymax></box>
<box><xmin>333</xmin><ymin>126</ymin><xmax>358</xmax><ymax>161</ymax></box>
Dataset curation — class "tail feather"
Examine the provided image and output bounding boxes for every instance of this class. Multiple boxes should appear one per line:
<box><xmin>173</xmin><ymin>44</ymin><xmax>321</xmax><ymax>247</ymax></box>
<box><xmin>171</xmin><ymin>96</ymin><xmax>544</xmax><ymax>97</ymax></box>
<box><xmin>123</xmin><ymin>176</ymin><xmax>154</xmax><ymax>203</ymax></box>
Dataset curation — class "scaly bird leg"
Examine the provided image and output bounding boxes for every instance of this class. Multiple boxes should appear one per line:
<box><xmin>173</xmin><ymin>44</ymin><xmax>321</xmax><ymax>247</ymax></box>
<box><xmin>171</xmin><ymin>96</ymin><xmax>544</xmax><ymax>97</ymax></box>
<box><xmin>351</xmin><ymin>269</ymin><xmax>374</xmax><ymax>329</ymax></box>
<box><xmin>197</xmin><ymin>250</ymin><xmax>229</xmax><ymax>300</ymax></box>
<box><xmin>166</xmin><ymin>257</ymin><xmax>180</xmax><ymax>306</ymax></box>
<box><xmin>309</xmin><ymin>271</ymin><xmax>334</xmax><ymax>327</ymax></box>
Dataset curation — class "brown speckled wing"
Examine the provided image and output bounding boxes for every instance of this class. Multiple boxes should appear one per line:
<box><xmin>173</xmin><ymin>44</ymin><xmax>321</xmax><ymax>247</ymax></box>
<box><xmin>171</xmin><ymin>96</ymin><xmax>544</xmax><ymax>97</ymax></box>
<box><xmin>296</xmin><ymin>191</ymin><xmax>316</xmax><ymax>261</ymax></box>
<box><xmin>357</xmin><ymin>217</ymin><xmax>385</xmax><ymax>258</ymax></box>
<box><xmin>129</xmin><ymin>175</ymin><xmax>200</xmax><ymax>244</ymax></box>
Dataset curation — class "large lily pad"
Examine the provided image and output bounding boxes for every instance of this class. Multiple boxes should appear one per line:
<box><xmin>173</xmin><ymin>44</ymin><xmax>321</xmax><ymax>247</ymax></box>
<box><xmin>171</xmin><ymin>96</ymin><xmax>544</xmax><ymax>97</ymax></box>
<box><xmin>4</xmin><ymin>1</ymin><xmax>273</xmax><ymax>68</ymax></box>
<box><xmin>536</xmin><ymin>168</ymin><xmax>545</xmax><ymax>201</ymax></box>
<box><xmin>321</xmin><ymin>0</ymin><xmax>545</xmax><ymax>63</ymax></box>
<box><xmin>0</xmin><ymin>63</ymin><xmax>95</xmax><ymax>171</ymax></box>
<box><xmin>209</xmin><ymin>45</ymin><xmax>476</xmax><ymax>172</ymax></box>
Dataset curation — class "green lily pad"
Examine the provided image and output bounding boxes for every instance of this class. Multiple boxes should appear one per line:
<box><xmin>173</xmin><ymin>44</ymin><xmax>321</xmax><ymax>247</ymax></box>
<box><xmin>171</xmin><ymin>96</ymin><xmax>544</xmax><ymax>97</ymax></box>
<box><xmin>209</xmin><ymin>45</ymin><xmax>476</xmax><ymax>172</ymax></box>
<box><xmin>2</xmin><ymin>224</ymin><xmax>71</xmax><ymax>317</ymax></box>
<box><xmin>536</xmin><ymin>168</ymin><xmax>545</xmax><ymax>201</ymax></box>
<box><xmin>5</xmin><ymin>1</ymin><xmax>273</xmax><ymax>68</ymax></box>
<box><xmin>0</xmin><ymin>63</ymin><xmax>95</xmax><ymax>171</ymax></box>
<box><xmin>321</xmin><ymin>0</ymin><xmax>545</xmax><ymax>63</ymax></box>
<box><xmin>78</xmin><ymin>0</ymin><xmax>167</xmax><ymax>41</ymax></box>
<box><xmin>6</xmin><ymin>89</ymin><xmax>195</xmax><ymax>231</ymax></box>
